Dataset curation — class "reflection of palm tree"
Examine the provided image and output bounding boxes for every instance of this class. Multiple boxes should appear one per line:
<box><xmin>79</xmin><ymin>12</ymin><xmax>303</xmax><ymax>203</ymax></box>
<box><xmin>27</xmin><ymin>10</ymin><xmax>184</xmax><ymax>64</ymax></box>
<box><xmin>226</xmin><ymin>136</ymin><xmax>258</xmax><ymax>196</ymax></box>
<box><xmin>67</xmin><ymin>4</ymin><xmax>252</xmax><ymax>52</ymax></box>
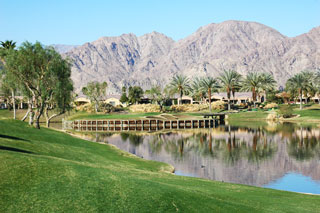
<box><xmin>120</xmin><ymin>133</ymin><xmax>129</xmax><ymax>142</ymax></box>
<box><xmin>222</xmin><ymin>126</ymin><xmax>242</xmax><ymax>165</ymax></box>
<box><xmin>200</xmin><ymin>131</ymin><xmax>218</xmax><ymax>158</ymax></box>
<box><xmin>148</xmin><ymin>134</ymin><xmax>165</xmax><ymax>154</ymax></box>
<box><xmin>246</xmin><ymin>130</ymin><xmax>277</xmax><ymax>163</ymax></box>
<box><xmin>128</xmin><ymin>134</ymin><xmax>144</xmax><ymax>146</ymax></box>
<box><xmin>287</xmin><ymin>127</ymin><xmax>318</xmax><ymax>161</ymax></box>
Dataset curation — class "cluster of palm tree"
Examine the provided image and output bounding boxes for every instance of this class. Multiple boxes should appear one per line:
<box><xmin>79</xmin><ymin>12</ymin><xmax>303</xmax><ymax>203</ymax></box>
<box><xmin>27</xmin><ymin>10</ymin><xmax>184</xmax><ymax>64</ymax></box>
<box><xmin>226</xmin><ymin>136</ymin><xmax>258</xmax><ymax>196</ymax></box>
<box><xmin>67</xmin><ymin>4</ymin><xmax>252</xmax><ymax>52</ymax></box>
<box><xmin>168</xmin><ymin>70</ymin><xmax>278</xmax><ymax>111</ymax></box>
<box><xmin>286</xmin><ymin>71</ymin><xmax>320</xmax><ymax>109</ymax></box>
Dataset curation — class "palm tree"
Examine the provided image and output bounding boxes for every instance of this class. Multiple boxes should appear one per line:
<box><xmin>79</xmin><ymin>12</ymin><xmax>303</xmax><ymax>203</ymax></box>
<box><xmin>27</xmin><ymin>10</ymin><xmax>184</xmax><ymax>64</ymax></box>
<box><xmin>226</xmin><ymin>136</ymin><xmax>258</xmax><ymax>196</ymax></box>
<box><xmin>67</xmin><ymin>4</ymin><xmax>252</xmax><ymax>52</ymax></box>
<box><xmin>286</xmin><ymin>71</ymin><xmax>313</xmax><ymax>110</ymax></box>
<box><xmin>241</xmin><ymin>72</ymin><xmax>262</xmax><ymax>108</ymax></box>
<box><xmin>169</xmin><ymin>75</ymin><xmax>190</xmax><ymax>105</ymax></box>
<box><xmin>0</xmin><ymin>40</ymin><xmax>17</xmax><ymax>119</ymax></box>
<box><xmin>218</xmin><ymin>70</ymin><xmax>242</xmax><ymax>110</ymax></box>
<box><xmin>191</xmin><ymin>77</ymin><xmax>206</xmax><ymax>104</ymax></box>
<box><xmin>0</xmin><ymin>40</ymin><xmax>16</xmax><ymax>50</ymax></box>
<box><xmin>259</xmin><ymin>73</ymin><xmax>276</xmax><ymax>103</ymax></box>
<box><xmin>200</xmin><ymin>76</ymin><xmax>220</xmax><ymax>112</ymax></box>
<box><xmin>315</xmin><ymin>71</ymin><xmax>320</xmax><ymax>104</ymax></box>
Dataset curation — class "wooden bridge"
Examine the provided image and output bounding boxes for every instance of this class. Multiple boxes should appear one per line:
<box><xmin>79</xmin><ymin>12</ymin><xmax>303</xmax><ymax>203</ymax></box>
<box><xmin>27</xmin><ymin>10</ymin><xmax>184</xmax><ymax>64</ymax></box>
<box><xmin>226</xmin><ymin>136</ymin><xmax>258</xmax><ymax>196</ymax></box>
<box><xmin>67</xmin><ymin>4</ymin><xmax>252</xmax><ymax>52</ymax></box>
<box><xmin>69</xmin><ymin>117</ymin><xmax>225</xmax><ymax>132</ymax></box>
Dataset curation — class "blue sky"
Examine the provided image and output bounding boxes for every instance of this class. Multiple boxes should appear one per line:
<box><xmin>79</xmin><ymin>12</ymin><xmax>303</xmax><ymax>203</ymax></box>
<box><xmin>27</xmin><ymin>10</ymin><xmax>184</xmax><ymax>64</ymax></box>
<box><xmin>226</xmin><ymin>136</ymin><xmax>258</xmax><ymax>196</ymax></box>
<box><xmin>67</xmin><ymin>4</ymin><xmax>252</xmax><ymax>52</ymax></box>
<box><xmin>1</xmin><ymin>0</ymin><xmax>319</xmax><ymax>45</ymax></box>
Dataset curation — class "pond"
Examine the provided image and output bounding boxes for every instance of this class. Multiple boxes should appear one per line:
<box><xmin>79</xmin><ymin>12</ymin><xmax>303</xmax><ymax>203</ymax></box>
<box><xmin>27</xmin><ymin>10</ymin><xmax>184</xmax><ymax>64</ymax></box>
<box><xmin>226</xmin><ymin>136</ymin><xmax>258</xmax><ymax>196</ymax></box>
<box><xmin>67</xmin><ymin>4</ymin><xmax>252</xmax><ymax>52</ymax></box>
<box><xmin>75</xmin><ymin>122</ymin><xmax>320</xmax><ymax>195</ymax></box>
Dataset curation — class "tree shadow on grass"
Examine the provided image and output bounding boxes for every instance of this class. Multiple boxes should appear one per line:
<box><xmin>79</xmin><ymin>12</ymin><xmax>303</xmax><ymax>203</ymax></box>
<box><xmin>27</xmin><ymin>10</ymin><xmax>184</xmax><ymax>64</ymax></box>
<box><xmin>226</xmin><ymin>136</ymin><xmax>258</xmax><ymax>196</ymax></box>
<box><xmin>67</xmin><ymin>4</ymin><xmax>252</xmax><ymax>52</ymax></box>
<box><xmin>0</xmin><ymin>134</ymin><xmax>30</xmax><ymax>142</ymax></box>
<box><xmin>0</xmin><ymin>145</ymin><xmax>34</xmax><ymax>154</ymax></box>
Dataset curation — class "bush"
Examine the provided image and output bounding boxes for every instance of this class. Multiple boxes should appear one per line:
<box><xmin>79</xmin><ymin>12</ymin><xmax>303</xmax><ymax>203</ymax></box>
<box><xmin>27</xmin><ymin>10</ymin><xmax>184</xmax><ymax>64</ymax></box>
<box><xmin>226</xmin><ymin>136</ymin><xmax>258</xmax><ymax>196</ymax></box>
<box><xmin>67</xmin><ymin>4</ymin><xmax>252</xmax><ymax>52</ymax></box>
<box><xmin>100</xmin><ymin>103</ymin><xmax>116</xmax><ymax>113</ymax></box>
<box><xmin>76</xmin><ymin>103</ymin><xmax>95</xmax><ymax>113</ymax></box>
<box><xmin>170</xmin><ymin>104</ymin><xmax>208</xmax><ymax>112</ymax></box>
<box><xmin>279</xmin><ymin>105</ymin><xmax>293</xmax><ymax>118</ymax></box>
<box><xmin>264</xmin><ymin>103</ymin><xmax>278</xmax><ymax>109</ymax></box>
<box><xmin>129</xmin><ymin>104</ymin><xmax>160</xmax><ymax>113</ymax></box>
<box><xmin>211</xmin><ymin>101</ymin><xmax>226</xmax><ymax>110</ymax></box>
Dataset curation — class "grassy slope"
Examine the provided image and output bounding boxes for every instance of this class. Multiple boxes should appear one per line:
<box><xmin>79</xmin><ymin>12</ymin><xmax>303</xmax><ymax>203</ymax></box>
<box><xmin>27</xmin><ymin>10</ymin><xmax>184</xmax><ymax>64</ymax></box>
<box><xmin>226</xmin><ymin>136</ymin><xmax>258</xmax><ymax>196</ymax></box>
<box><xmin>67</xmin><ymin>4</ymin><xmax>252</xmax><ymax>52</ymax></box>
<box><xmin>1</xmin><ymin>120</ymin><xmax>320</xmax><ymax>212</ymax></box>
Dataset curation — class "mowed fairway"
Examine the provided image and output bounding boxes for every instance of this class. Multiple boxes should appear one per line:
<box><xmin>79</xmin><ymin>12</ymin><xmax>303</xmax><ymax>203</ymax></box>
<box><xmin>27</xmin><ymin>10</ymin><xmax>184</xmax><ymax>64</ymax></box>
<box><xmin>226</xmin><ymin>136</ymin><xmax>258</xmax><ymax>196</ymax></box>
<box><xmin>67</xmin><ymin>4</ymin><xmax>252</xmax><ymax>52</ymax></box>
<box><xmin>1</xmin><ymin>120</ymin><xmax>320</xmax><ymax>212</ymax></box>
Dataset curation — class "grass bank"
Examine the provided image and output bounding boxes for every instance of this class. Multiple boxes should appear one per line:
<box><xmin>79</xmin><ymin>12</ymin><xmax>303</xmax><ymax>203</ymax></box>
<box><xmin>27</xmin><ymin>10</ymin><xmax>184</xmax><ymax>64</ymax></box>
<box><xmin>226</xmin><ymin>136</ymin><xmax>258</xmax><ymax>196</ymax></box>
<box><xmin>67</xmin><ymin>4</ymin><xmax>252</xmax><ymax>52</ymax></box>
<box><xmin>227</xmin><ymin>104</ymin><xmax>320</xmax><ymax>125</ymax></box>
<box><xmin>1</xmin><ymin>119</ymin><xmax>320</xmax><ymax>212</ymax></box>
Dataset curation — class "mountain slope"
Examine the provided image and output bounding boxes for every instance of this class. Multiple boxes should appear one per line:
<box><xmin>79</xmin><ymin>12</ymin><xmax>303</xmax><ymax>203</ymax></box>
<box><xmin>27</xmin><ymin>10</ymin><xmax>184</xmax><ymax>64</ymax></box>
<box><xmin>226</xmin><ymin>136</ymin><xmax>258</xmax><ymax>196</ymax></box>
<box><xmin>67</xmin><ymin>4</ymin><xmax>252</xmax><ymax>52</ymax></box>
<box><xmin>64</xmin><ymin>20</ymin><xmax>320</xmax><ymax>94</ymax></box>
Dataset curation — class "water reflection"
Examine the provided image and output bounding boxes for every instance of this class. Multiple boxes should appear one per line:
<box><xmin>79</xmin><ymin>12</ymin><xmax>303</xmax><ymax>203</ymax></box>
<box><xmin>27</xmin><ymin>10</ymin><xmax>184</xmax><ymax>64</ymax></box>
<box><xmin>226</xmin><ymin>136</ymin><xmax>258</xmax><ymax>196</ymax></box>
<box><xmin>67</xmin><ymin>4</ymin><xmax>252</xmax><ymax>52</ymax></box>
<box><xmin>76</xmin><ymin>122</ymin><xmax>320</xmax><ymax>194</ymax></box>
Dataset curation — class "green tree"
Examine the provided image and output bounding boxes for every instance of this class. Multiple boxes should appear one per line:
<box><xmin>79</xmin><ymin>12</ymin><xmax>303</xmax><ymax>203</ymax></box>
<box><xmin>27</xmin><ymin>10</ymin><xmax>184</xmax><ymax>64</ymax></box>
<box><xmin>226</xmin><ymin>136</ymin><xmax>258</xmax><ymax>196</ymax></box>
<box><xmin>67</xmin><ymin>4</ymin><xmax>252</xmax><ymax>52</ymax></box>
<box><xmin>0</xmin><ymin>40</ymin><xmax>17</xmax><ymax>119</ymax></box>
<box><xmin>241</xmin><ymin>72</ymin><xmax>262</xmax><ymax>108</ymax></box>
<box><xmin>82</xmin><ymin>81</ymin><xmax>108</xmax><ymax>112</ymax></box>
<box><xmin>128</xmin><ymin>86</ymin><xmax>144</xmax><ymax>105</ymax></box>
<box><xmin>286</xmin><ymin>71</ymin><xmax>313</xmax><ymax>110</ymax></box>
<box><xmin>44</xmin><ymin>58</ymin><xmax>73</xmax><ymax>127</ymax></box>
<box><xmin>218</xmin><ymin>70</ymin><xmax>242</xmax><ymax>110</ymax></box>
<box><xmin>119</xmin><ymin>86</ymin><xmax>128</xmax><ymax>104</ymax></box>
<box><xmin>258</xmin><ymin>73</ymin><xmax>276</xmax><ymax>103</ymax></box>
<box><xmin>200</xmin><ymin>77</ymin><xmax>220</xmax><ymax>112</ymax></box>
<box><xmin>4</xmin><ymin>41</ymin><xmax>73</xmax><ymax>128</ymax></box>
<box><xmin>145</xmin><ymin>85</ymin><xmax>171</xmax><ymax>112</ymax></box>
<box><xmin>169</xmin><ymin>75</ymin><xmax>190</xmax><ymax>105</ymax></box>
<box><xmin>191</xmin><ymin>77</ymin><xmax>206</xmax><ymax>104</ymax></box>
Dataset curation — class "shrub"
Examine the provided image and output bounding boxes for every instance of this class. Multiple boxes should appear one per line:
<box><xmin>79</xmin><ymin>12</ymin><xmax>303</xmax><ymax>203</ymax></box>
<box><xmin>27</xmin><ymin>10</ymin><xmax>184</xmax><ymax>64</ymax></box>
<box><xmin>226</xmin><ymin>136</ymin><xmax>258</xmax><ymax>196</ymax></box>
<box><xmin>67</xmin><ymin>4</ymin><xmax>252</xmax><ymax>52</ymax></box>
<box><xmin>170</xmin><ymin>104</ymin><xmax>208</xmax><ymax>112</ymax></box>
<box><xmin>129</xmin><ymin>104</ymin><xmax>160</xmax><ymax>113</ymax></box>
<box><xmin>100</xmin><ymin>103</ymin><xmax>116</xmax><ymax>113</ymax></box>
<box><xmin>264</xmin><ymin>103</ymin><xmax>278</xmax><ymax>109</ymax></box>
<box><xmin>279</xmin><ymin>105</ymin><xmax>293</xmax><ymax>118</ymax></box>
<box><xmin>211</xmin><ymin>101</ymin><xmax>226</xmax><ymax>110</ymax></box>
<box><xmin>76</xmin><ymin>103</ymin><xmax>95</xmax><ymax>113</ymax></box>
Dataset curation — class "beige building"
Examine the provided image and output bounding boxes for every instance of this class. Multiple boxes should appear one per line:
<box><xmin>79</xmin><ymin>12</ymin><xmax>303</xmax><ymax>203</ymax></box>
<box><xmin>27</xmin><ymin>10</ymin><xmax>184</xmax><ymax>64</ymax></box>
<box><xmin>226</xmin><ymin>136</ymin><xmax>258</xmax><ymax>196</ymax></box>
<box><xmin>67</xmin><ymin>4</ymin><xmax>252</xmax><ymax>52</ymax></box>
<box><xmin>74</xmin><ymin>97</ymin><xmax>91</xmax><ymax>106</ymax></box>
<box><xmin>211</xmin><ymin>92</ymin><xmax>255</xmax><ymax>104</ymax></box>
<box><xmin>104</xmin><ymin>95</ymin><xmax>126</xmax><ymax>107</ymax></box>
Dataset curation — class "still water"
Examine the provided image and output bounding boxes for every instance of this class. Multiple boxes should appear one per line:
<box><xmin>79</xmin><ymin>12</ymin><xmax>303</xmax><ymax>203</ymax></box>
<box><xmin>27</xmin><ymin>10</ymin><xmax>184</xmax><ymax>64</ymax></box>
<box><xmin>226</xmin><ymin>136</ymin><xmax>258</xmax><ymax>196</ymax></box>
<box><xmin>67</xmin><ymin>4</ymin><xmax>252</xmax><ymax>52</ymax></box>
<box><xmin>76</xmin><ymin>122</ymin><xmax>320</xmax><ymax>194</ymax></box>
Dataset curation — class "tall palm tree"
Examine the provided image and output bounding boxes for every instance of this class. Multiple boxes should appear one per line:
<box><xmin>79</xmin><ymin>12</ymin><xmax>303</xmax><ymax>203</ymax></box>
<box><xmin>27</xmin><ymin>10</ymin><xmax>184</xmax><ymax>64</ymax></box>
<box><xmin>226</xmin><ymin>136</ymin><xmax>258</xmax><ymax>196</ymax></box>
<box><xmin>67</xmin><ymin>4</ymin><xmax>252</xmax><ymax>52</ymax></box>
<box><xmin>218</xmin><ymin>70</ymin><xmax>242</xmax><ymax>110</ymax></box>
<box><xmin>259</xmin><ymin>73</ymin><xmax>276</xmax><ymax>103</ymax></box>
<box><xmin>241</xmin><ymin>72</ymin><xmax>262</xmax><ymax>108</ymax></box>
<box><xmin>191</xmin><ymin>77</ymin><xmax>206</xmax><ymax>104</ymax></box>
<box><xmin>0</xmin><ymin>40</ymin><xmax>17</xmax><ymax>119</ymax></box>
<box><xmin>315</xmin><ymin>71</ymin><xmax>320</xmax><ymax>104</ymax></box>
<box><xmin>169</xmin><ymin>75</ymin><xmax>190</xmax><ymax>105</ymax></box>
<box><xmin>286</xmin><ymin>71</ymin><xmax>312</xmax><ymax>110</ymax></box>
<box><xmin>201</xmin><ymin>76</ymin><xmax>220</xmax><ymax>112</ymax></box>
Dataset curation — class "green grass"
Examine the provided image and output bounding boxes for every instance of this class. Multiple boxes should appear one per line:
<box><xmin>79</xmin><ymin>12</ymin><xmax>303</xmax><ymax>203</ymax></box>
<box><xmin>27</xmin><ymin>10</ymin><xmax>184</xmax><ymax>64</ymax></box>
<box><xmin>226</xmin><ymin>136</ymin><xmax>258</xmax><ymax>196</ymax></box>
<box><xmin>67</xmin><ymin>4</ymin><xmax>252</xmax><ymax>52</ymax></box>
<box><xmin>1</xmin><ymin>120</ymin><xmax>320</xmax><ymax>212</ymax></box>
<box><xmin>228</xmin><ymin>110</ymin><xmax>268</xmax><ymax>120</ymax></box>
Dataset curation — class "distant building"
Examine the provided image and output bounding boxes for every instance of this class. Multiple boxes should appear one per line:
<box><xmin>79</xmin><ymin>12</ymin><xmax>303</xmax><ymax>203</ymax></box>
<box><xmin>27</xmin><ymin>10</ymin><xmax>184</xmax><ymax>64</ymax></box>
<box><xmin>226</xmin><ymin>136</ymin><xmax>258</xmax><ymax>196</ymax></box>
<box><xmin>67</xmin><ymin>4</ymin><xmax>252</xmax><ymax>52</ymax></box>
<box><xmin>210</xmin><ymin>92</ymin><xmax>256</xmax><ymax>104</ymax></box>
<box><xmin>74</xmin><ymin>97</ymin><xmax>91</xmax><ymax>106</ymax></box>
<box><xmin>104</xmin><ymin>95</ymin><xmax>126</xmax><ymax>107</ymax></box>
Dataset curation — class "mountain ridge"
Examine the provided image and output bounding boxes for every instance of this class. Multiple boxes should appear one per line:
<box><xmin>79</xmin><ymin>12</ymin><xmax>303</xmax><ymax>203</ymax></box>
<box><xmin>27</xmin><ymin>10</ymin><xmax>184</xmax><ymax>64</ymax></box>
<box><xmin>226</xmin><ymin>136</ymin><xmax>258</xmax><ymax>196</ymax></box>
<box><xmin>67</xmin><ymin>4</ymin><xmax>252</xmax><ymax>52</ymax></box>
<box><xmin>60</xmin><ymin>20</ymin><xmax>320</xmax><ymax>94</ymax></box>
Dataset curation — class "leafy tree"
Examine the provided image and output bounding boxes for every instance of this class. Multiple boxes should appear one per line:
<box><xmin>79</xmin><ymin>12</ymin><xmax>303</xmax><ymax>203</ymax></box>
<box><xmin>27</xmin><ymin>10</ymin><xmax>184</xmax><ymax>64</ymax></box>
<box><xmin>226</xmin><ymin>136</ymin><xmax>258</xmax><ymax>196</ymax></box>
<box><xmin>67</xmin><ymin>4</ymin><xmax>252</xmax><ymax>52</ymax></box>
<box><xmin>4</xmin><ymin>41</ymin><xmax>73</xmax><ymax>128</ymax></box>
<box><xmin>218</xmin><ymin>70</ymin><xmax>242</xmax><ymax>110</ymax></box>
<box><xmin>169</xmin><ymin>75</ymin><xmax>190</xmax><ymax>105</ymax></box>
<box><xmin>0</xmin><ymin>40</ymin><xmax>17</xmax><ymax>119</ymax></box>
<box><xmin>286</xmin><ymin>71</ymin><xmax>313</xmax><ymax>110</ymax></box>
<box><xmin>128</xmin><ymin>86</ymin><xmax>144</xmax><ymax>104</ymax></box>
<box><xmin>145</xmin><ymin>85</ymin><xmax>171</xmax><ymax>111</ymax></box>
<box><xmin>82</xmin><ymin>81</ymin><xmax>108</xmax><ymax>112</ymax></box>
<box><xmin>200</xmin><ymin>77</ymin><xmax>220</xmax><ymax>112</ymax></box>
<box><xmin>44</xmin><ymin>58</ymin><xmax>73</xmax><ymax>127</ymax></box>
<box><xmin>119</xmin><ymin>86</ymin><xmax>128</xmax><ymax>104</ymax></box>
<box><xmin>241</xmin><ymin>72</ymin><xmax>262</xmax><ymax>107</ymax></box>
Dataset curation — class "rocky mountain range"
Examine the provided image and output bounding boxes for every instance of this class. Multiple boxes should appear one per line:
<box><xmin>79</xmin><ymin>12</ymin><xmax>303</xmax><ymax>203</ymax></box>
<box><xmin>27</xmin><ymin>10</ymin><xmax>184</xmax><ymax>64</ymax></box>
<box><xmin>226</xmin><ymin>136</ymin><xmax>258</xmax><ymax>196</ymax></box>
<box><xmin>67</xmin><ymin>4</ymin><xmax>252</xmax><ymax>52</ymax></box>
<box><xmin>61</xmin><ymin>20</ymin><xmax>320</xmax><ymax>94</ymax></box>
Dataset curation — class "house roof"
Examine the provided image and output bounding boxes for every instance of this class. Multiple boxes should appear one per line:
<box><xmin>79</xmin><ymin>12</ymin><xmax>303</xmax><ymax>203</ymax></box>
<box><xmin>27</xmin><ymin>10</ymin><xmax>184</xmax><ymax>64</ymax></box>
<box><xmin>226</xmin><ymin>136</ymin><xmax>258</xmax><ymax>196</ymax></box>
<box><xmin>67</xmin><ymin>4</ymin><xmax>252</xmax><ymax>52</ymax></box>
<box><xmin>74</xmin><ymin>97</ymin><xmax>91</xmax><ymax>103</ymax></box>
<box><xmin>211</xmin><ymin>92</ymin><xmax>252</xmax><ymax>100</ymax></box>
